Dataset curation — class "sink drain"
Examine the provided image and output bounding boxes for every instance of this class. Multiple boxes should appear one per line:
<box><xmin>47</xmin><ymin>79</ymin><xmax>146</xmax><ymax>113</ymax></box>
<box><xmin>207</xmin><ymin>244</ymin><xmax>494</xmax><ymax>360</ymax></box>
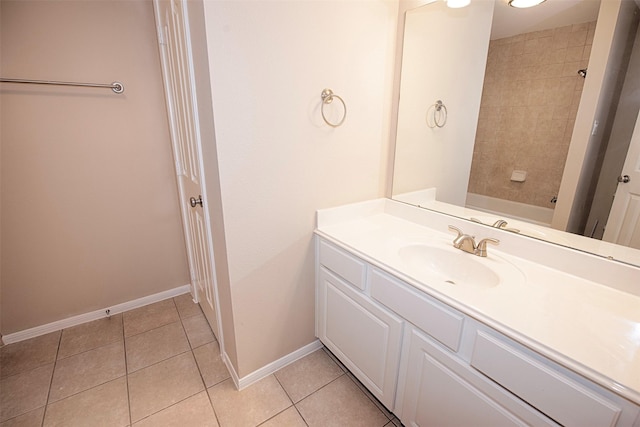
<box><xmin>444</xmin><ymin>280</ymin><xmax>456</xmax><ymax>285</ymax></box>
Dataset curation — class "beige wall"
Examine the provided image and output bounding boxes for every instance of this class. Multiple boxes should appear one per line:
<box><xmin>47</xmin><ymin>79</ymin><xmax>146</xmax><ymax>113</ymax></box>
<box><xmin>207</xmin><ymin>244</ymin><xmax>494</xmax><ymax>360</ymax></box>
<box><xmin>468</xmin><ymin>22</ymin><xmax>595</xmax><ymax>209</ymax></box>
<box><xmin>0</xmin><ymin>0</ymin><xmax>3</xmax><ymax>340</ymax></box>
<box><xmin>202</xmin><ymin>0</ymin><xmax>398</xmax><ymax>377</ymax></box>
<box><xmin>0</xmin><ymin>0</ymin><xmax>190</xmax><ymax>334</ymax></box>
<box><xmin>392</xmin><ymin>0</ymin><xmax>493</xmax><ymax>205</ymax></box>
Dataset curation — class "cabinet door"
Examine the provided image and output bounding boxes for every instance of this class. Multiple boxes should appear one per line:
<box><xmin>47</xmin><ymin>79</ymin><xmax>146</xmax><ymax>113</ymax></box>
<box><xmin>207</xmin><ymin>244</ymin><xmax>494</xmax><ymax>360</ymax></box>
<box><xmin>400</xmin><ymin>328</ymin><xmax>556</xmax><ymax>427</ymax></box>
<box><xmin>317</xmin><ymin>267</ymin><xmax>403</xmax><ymax>410</ymax></box>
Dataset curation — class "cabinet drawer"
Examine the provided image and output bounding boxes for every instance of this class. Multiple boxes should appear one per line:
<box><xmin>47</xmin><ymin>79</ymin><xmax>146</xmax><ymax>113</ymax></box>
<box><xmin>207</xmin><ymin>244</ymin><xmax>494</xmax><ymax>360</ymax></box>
<box><xmin>318</xmin><ymin>239</ymin><xmax>366</xmax><ymax>290</ymax></box>
<box><xmin>370</xmin><ymin>268</ymin><xmax>463</xmax><ymax>352</ymax></box>
<box><xmin>471</xmin><ymin>331</ymin><xmax>621</xmax><ymax>427</ymax></box>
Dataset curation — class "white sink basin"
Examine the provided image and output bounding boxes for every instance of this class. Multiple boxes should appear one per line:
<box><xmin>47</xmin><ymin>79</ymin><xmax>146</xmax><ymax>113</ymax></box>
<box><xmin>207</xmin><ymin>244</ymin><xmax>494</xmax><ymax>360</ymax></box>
<box><xmin>397</xmin><ymin>243</ymin><xmax>524</xmax><ymax>290</ymax></box>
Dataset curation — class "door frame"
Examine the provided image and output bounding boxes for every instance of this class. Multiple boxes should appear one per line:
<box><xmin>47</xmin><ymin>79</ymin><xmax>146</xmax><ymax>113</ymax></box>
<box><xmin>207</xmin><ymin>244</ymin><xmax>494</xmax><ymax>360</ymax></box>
<box><xmin>153</xmin><ymin>0</ymin><xmax>224</xmax><ymax>346</ymax></box>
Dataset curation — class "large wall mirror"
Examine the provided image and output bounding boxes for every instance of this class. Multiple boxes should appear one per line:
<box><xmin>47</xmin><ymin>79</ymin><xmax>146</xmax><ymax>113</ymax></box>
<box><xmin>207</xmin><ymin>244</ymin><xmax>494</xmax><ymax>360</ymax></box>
<box><xmin>391</xmin><ymin>0</ymin><xmax>640</xmax><ymax>267</ymax></box>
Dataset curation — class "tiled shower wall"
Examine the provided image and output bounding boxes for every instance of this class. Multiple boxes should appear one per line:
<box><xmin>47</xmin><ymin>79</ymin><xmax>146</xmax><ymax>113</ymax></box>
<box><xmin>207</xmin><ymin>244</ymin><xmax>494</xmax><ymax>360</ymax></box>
<box><xmin>467</xmin><ymin>21</ymin><xmax>596</xmax><ymax>208</ymax></box>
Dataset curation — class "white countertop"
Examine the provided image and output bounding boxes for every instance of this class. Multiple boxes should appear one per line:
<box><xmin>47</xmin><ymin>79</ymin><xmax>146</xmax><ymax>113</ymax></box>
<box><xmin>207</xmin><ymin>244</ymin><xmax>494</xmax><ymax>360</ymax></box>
<box><xmin>315</xmin><ymin>198</ymin><xmax>640</xmax><ymax>405</ymax></box>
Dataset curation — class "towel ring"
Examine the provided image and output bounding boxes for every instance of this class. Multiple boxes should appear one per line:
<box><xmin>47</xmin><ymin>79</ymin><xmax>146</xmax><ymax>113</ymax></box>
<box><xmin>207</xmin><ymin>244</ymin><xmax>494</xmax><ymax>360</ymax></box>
<box><xmin>426</xmin><ymin>100</ymin><xmax>447</xmax><ymax>128</ymax></box>
<box><xmin>321</xmin><ymin>88</ymin><xmax>347</xmax><ymax>127</ymax></box>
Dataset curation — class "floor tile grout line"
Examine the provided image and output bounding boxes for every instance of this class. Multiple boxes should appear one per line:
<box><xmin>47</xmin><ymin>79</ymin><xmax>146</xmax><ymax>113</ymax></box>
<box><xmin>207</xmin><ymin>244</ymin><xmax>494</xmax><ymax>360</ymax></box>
<box><xmin>123</xmin><ymin>317</ymin><xmax>182</xmax><ymax>340</ymax></box>
<box><xmin>203</xmin><ymin>369</ymin><xmax>224</xmax><ymax>427</ymax></box>
<box><xmin>45</xmin><ymin>374</ymin><xmax>130</xmax><ymax>406</ymax></box>
<box><xmin>126</xmin><ymin>347</ymin><xmax>193</xmax><ymax>375</ymax></box>
<box><xmin>286</xmin><ymin>368</ymin><xmax>391</xmax><ymax>424</ymax></box>
<box><xmin>190</xmin><ymin>332</ymin><xmax>219</xmax><ymax>389</ymax></box>
<box><xmin>272</xmin><ymin>369</ymin><xmax>296</xmax><ymax>404</ymax></box>
<box><xmin>292</xmin><ymin>371</ymin><xmax>346</xmax><ymax>406</ymax></box>
<box><xmin>0</xmin><ymin>333</ymin><xmax>62</xmax><ymax>382</ymax></box>
<box><xmin>320</xmin><ymin>346</ymin><xmax>348</xmax><ymax>374</ymax></box>
<box><xmin>125</xmin><ymin>301</ymin><xmax>208</xmax><ymax>425</ymax></box>
<box><xmin>253</xmin><ymin>404</ymin><xmax>297</xmax><ymax>427</ymax></box>
<box><xmin>130</xmin><ymin>381</ymin><xmax>206</xmax><ymax>425</ymax></box>
<box><xmin>56</xmin><ymin>337</ymin><xmax>123</xmax><ymax>361</ymax></box>
<box><xmin>0</xmin><ymin>362</ymin><xmax>55</xmax><ymax>383</ymax></box>
<box><xmin>179</xmin><ymin>312</ymin><xmax>198</xmax><ymax>351</ymax></box>
<box><xmin>41</xmin><ymin>330</ymin><xmax>63</xmax><ymax>427</ymax></box>
<box><xmin>191</xmin><ymin>337</ymin><xmax>219</xmax><ymax>353</ymax></box>
<box><xmin>270</xmin><ymin>372</ymin><xmax>298</xmax><ymax>425</ymax></box>
<box><xmin>175</xmin><ymin>304</ymin><xmax>205</xmax><ymax>321</ymax></box>
<box><xmin>122</xmin><ymin>317</ymin><xmax>133</xmax><ymax>427</ymax></box>
<box><xmin>125</xmin><ymin>299</ymin><xmax>212</xmax><ymax>425</ymax></box>
<box><xmin>194</xmin><ymin>350</ymin><xmax>230</xmax><ymax>390</ymax></box>
<box><xmin>320</xmin><ymin>345</ymin><xmax>394</xmax><ymax>419</ymax></box>
<box><xmin>122</xmin><ymin>299</ymin><xmax>182</xmax><ymax>339</ymax></box>
<box><xmin>292</xmin><ymin>404</ymin><xmax>311</xmax><ymax>427</ymax></box>
<box><xmin>54</xmin><ymin>313</ymin><xmax>124</xmax><ymax>362</ymax></box>
<box><xmin>265</xmin><ymin>373</ymin><xmax>310</xmax><ymax>427</ymax></box>
<box><xmin>46</xmin><ymin>341</ymin><xmax>129</xmax><ymax>404</ymax></box>
<box><xmin>344</xmin><ymin>371</ymin><xmax>393</xmax><ymax>420</ymax></box>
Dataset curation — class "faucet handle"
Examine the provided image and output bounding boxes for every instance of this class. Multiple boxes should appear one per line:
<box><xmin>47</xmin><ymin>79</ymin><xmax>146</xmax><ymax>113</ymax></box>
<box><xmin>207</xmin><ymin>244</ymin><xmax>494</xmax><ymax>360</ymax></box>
<box><xmin>448</xmin><ymin>225</ymin><xmax>463</xmax><ymax>238</ymax></box>
<box><xmin>475</xmin><ymin>238</ymin><xmax>499</xmax><ymax>257</ymax></box>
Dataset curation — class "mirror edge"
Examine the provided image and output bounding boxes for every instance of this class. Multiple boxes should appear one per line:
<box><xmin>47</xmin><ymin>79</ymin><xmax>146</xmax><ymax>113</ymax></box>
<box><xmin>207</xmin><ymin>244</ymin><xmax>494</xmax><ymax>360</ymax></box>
<box><xmin>387</xmin><ymin>0</ymin><xmax>640</xmax><ymax>269</ymax></box>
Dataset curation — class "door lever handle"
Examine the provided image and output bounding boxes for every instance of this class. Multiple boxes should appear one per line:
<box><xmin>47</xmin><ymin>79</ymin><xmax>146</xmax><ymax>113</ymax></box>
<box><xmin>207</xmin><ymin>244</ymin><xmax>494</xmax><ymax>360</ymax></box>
<box><xmin>190</xmin><ymin>195</ymin><xmax>203</xmax><ymax>208</ymax></box>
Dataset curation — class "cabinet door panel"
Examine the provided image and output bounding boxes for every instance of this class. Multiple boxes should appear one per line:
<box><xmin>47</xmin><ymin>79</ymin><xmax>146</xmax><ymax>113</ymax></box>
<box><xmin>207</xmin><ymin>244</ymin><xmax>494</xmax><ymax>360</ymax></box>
<box><xmin>318</xmin><ymin>268</ymin><xmax>403</xmax><ymax>409</ymax></box>
<box><xmin>401</xmin><ymin>328</ymin><xmax>556</xmax><ymax>427</ymax></box>
<box><xmin>411</xmin><ymin>353</ymin><xmax>522</xmax><ymax>427</ymax></box>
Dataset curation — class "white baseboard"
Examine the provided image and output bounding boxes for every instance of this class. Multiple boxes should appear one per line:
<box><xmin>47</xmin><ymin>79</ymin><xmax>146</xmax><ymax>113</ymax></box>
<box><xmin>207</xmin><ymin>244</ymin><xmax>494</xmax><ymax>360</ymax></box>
<box><xmin>223</xmin><ymin>339</ymin><xmax>323</xmax><ymax>391</ymax></box>
<box><xmin>222</xmin><ymin>351</ymin><xmax>241</xmax><ymax>390</ymax></box>
<box><xmin>2</xmin><ymin>285</ymin><xmax>191</xmax><ymax>345</ymax></box>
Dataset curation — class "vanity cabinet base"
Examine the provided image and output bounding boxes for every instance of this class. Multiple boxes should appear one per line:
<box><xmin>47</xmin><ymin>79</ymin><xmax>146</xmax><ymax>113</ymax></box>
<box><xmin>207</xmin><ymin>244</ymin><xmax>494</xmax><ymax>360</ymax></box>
<box><xmin>317</xmin><ymin>266</ymin><xmax>403</xmax><ymax>410</ymax></box>
<box><xmin>315</xmin><ymin>237</ymin><xmax>640</xmax><ymax>427</ymax></box>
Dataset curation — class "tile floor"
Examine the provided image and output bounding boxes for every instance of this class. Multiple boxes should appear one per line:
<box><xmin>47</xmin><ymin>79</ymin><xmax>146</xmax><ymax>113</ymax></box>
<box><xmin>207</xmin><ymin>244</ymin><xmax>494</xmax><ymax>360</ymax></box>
<box><xmin>0</xmin><ymin>294</ymin><xmax>403</xmax><ymax>427</ymax></box>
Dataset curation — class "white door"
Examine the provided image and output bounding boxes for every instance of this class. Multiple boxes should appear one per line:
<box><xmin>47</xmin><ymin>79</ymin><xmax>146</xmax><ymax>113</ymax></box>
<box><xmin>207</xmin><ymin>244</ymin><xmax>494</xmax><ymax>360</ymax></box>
<box><xmin>603</xmin><ymin>110</ymin><xmax>640</xmax><ymax>249</ymax></box>
<box><xmin>153</xmin><ymin>0</ymin><xmax>219</xmax><ymax>338</ymax></box>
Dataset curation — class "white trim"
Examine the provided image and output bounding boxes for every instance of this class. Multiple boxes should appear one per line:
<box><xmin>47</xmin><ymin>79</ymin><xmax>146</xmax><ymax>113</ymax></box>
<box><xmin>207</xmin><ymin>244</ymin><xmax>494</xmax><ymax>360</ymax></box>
<box><xmin>2</xmin><ymin>285</ymin><xmax>191</xmax><ymax>345</ymax></box>
<box><xmin>182</xmin><ymin>0</ymin><xmax>225</xmax><ymax>355</ymax></box>
<box><xmin>236</xmin><ymin>339</ymin><xmax>323</xmax><ymax>390</ymax></box>
<box><xmin>222</xmin><ymin>351</ymin><xmax>241</xmax><ymax>390</ymax></box>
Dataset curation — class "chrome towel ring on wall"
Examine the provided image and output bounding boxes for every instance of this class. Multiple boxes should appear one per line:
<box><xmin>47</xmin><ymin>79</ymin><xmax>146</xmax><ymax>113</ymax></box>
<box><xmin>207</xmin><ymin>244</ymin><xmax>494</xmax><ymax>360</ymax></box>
<box><xmin>426</xmin><ymin>99</ymin><xmax>447</xmax><ymax>128</ymax></box>
<box><xmin>321</xmin><ymin>88</ymin><xmax>347</xmax><ymax>127</ymax></box>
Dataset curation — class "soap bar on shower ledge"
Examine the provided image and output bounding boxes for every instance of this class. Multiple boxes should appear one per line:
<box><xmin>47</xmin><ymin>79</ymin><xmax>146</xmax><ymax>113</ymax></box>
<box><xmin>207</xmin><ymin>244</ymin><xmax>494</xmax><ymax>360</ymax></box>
<box><xmin>510</xmin><ymin>170</ymin><xmax>527</xmax><ymax>182</ymax></box>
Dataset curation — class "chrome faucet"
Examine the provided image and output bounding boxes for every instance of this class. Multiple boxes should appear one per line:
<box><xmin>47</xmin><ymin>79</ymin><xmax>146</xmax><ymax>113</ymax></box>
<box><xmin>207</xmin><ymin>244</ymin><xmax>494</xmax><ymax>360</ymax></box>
<box><xmin>448</xmin><ymin>225</ymin><xmax>499</xmax><ymax>257</ymax></box>
<box><xmin>492</xmin><ymin>219</ymin><xmax>520</xmax><ymax>233</ymax></box>
<box><xmin>470</xmin><ymin>218</ymin><xmax>520</xmax><ymax>234</ymax></box>
<box><xmin>492</xmin><ymin>219</ymin><xmax>508</xmax><ymax>228</ymax></box>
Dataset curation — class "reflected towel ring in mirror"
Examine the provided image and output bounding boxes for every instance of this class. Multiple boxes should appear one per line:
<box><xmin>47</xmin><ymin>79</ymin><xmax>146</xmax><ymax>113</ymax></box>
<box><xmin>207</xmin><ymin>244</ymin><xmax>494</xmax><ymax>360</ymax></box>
<box><xmin>321</xmin><ymin>88</ymin><xmax>347</xmax><ymax>127</ymax></box>
<box><xmin>426</xmin><ymin>100</ymin><xmax>447</xmax><ymax>128</ymax></box>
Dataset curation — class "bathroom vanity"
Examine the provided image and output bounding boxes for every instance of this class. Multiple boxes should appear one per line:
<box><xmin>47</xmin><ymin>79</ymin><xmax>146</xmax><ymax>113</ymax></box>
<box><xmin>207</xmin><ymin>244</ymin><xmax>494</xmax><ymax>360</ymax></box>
<box><xmin>315</xmin><ymin>199</ymin><xmax>640</xmax><ymax>427</ymax></box>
